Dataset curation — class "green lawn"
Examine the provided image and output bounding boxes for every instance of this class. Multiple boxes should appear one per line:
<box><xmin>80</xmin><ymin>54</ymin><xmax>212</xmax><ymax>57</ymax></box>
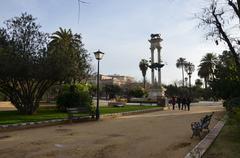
<box><xmin>0</xmin><ymin>105</ymin><xmax>160</xmax><ymax>125</ymax></box>
<box><xmin>203</xmin><ymin>112</ymin><xmax>240</xmax><ymax>158</ymax></box>
<box><xmin>100</xmin><ymin>105</ymin><xmax>159</xmax><ymax>114</ymax></box>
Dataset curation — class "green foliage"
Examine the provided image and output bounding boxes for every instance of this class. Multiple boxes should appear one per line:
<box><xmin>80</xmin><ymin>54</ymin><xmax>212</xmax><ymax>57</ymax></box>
<box><xmin>0</xmin><ymin>13</ymin><xmax>91</xmax><ymax>114</ymax></box>
<box><xmin>223</xmin><ymin>97</ymin><xmax>240</xmax><ymax>112</ymax></box>
<box><xmin>195</xmin><ymin>79</ymin><xmax>203</xmax><ymax>88</ymax></box>
<box><xmin>139</xmin><ymin>59</ymin><xmax>148</xmax><ymax>88</ymax></box>
<box><xmin>128</xmin><ymin>86</ymin><xmax>146</xmax><ymax>98</ymax></box>
<box><xmin>165</xmin><ymin>84</ymin><xmax>188</xmax><ymax>97</ymax></box>
<box><xmin>210</xmin><ymin>51</ymin><xmax>240</xmax><ymax>99</ymax></box>
<box><xmin>57</xmin><ymin>84</ymin><xmax>93</xmax><ymax>112</ymax></box>
<box><xmin>176</xmin><ymin>57</ymin><xmax>187</xmax><ymax>86</ymax></box>
<box><xmin>198</xmin><ymin>53</ymin><xmax>217</xmax><ymax>88</ymax></box>
<box><xmin>49</xmin><ymin>27</ymin><xmax>91</xmax><ymax>83</ymax></box>
<box><xmin>102</xmin><ymin>84</ymin><xmax>122</xmax><ymax>99</ymax></box>
<box><xmin>0</xmin><ymin>92</ymin><xmax>6</xmax><ymax>101</ymax></box>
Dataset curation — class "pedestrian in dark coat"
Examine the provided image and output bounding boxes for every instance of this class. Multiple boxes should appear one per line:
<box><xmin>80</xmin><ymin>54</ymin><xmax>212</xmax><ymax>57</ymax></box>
<box><xmin>186</xmin><ymin>97</ymin><xmax>191</xmax><ymax>111</ymax></box>
<box><xmin>172</xmin><ymin>96</ymin><xmax>176</xmax><ymax>110</ymax></box>
<box><xmin>176</xmin><ymin>97</ymin><xmax>181</xmax><ymax>110</ymax></box>
<box><xmin>182</xmin><ymin>97</ymin><xmax>187</xmax><ymax>110</ymax></box>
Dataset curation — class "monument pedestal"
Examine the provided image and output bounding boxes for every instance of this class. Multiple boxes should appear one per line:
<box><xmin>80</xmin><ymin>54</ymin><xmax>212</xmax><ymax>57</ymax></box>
<box><xmin>148</xmin><ymin>86</ymin><xmax>166</xmax><ymax>106</ymax></box>
<box><xmin>148</xmin><ymin>88</ymin><xmax>162</xmax><ymax>100</ymax></box>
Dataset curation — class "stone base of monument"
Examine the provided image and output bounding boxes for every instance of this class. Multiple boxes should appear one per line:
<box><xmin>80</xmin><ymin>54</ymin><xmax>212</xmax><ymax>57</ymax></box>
<box><xmin>148</xmin><ymin>88</ymin><xmax>162</xmax><ymax>100</ymax></box>
<box><xmin>148</xmin><ymin>88</ymin><xmax>166</xmax><ymax>106</ymax></box>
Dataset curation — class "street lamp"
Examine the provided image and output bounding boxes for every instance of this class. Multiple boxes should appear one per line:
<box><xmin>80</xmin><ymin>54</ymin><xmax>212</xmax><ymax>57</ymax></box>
<box><xmin>185</xmin><ymin>62</ymin><xmax>195</xmax><ymax>96</ymax></box>
<box><xmin>94</xmin><ymin>50</ymin><xmax>104</xmax><ymax>120</ymax></box>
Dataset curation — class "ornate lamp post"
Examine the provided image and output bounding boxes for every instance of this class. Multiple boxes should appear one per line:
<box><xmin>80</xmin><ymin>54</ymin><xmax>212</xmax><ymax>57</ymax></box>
<box><xmin>185</xmin><ymin>62</ymin><xmax>195</xmax><ymax>96</ymax></box>
<box><xmin>94</xmin><ymin>50</ymin><xmax>104</xmax><ymax>120</ymax></box>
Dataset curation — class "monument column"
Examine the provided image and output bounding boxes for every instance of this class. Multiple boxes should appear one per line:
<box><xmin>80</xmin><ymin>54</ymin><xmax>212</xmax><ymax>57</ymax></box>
<box><xmin>148</xmin><ymin>33</ymin><xmax>164</xmax><ymax>100</ymax></box>
<box><xmin>157</xmin><ymin>47</ymin><xmax>162</xmax><ymax>87</ymax></box>
<box><xmin>150</xmin><ymin>47</ymin><xmax>155</xmax><ymax>85</ymax></box>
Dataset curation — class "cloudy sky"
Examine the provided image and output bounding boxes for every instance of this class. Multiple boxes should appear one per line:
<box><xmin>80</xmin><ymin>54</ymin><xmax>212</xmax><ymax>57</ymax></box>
<box><xmin>0</xmin><ymin>0</ymin><xmax>227</xmax><ymax>84</ymax></box>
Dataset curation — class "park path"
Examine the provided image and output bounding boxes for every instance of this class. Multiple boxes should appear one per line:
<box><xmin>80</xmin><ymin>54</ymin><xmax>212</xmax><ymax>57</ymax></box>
<box><xmin>0</xmin><ymin>102</ymin><xmax>224</xmax><ymax>158</ymax></box>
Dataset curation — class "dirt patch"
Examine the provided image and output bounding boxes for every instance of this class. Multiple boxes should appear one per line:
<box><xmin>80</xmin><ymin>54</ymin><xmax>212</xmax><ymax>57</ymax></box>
<box><xmin>108</xmin><ymin>134</ymin><xmax>124</xmax><ymax>137</ymax></box>
<box><xmin>94</xmin><ymin>144</ymin><xmax>118</xmax><ymax>158</ymax></box>
<box><xmin>0</xmin><ymin>135</ymin><xmax>11</xmax><ymax>140</ymax></box>
<box><xmin>55</xmin><ymin>128</ymin><xmax>72</xmax><ymax>132</ymax></box>
<box><xmin>168</xmin><ymin>142</ymin><xmax>191</xmax><ymax>151</ymax></box>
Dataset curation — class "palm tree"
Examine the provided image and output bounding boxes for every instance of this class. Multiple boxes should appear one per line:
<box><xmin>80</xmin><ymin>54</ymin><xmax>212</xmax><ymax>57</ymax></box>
<box><xmin>198</xmin><ymin>53</ymin><xmax>217</xmax><ymax>88</ymax></box>
<box><xmin>49</xmin><ymin>27</ymin><xmax>90</xmax><ymax>83</ymax></box>
<box><xmin>49</xmin><ymin>27</ymin><xmax>80</xmax><ymax>55</ymax></box>
<box><xmin>176</xmin><ymin>57</ymin><xmax>187</xmax><ymax>87</ymax></box>
<box><xmin>139</xmin><ymin>59</ymin><xmax>149</xmax><ymax>89</ymax></box>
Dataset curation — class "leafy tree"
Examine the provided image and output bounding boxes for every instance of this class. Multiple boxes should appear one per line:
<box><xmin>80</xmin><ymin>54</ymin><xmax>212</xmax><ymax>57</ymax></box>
<box><xmin>139</xmin><ymin>59</ymin><xmax>148</xmax><ymax>89</ymax></box>
<box><xmin>211</xmin><ymin>51</ymin><xmax>240</xmax><ymax>99</ymax></box>
<box><xmin>102</xmin><ymin>84</ymin><xmax>122</xmax><ymax>99</ymax></box>
<box><xmin>164</xmin><ymin>84</ymin><xmax>189</xmax><ymax>97</ymax></box>
<box><xmin>198</xmin><ymin>0</ymin><xmax>240</xmax><ymax>70</ymax></box>
<box><xmin>128</xmin><ymin>86</ymin><xmax>146</xmax><ymax>98</ymax></box>
<box><xmin>176</xmin><ymin>57</ymin><xmax>187</xmax><ymax>87</ymax></box>
<box><xmin>57</xmin><ymin>84</ymin><xmax>93</xmax><ymax>112</ymax></box>
<box><xmin>198</xmin><ymin>53</ymin><xmax>218</xmax><ymax>88</ymax></box>
<box><xmin>0</xmin><ymin>13</ymin><xmax>90</xmax><ymax>114</ymax></box>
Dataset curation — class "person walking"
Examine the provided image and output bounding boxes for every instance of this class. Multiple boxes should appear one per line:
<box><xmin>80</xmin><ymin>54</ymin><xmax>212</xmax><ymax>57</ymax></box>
<box><xmin>176</xmin><ymin>96</ymin><xmax>181</xmax><ymax>110</ymax></box>
<box><xmin>171</xmin><ymin>96</ymin><xmax>176</xmax><ymax>110</ymax></box>
<box><xmin>181</xmin><ymin>97</ymin><xmax>186</xmax><ymax>110</ymax></box>
<box><xmin>186</xmin><ymin>97</ymin><xmax>191</xmax><ymax>111</ymax></box>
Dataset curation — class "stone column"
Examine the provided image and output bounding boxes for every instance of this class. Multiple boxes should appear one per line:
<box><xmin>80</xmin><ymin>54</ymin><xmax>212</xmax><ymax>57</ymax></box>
<box><xmin>157</xmin><ymin>47</ymin><xmax>161</xmax><ymax>87</ymax></box>
<box><xmin>151</xmin><ymin>48</ymin><xmax>155</xmax><ymax>85</ymax></box>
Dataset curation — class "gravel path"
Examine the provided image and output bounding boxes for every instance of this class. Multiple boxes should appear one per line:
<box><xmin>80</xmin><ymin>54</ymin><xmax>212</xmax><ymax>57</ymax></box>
<box><xmin>0</xmin><ymin>102</ymin><xmax>224</xmax><ymax>158</ymax></box>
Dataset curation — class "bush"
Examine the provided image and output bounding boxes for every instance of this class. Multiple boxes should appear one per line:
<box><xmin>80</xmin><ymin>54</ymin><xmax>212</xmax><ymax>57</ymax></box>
<box><xmin>223</xmin><ymin>97</ymin><xmax>240</xmax><ymax>112</ymax></box>
<box><xmin>56</xmin><ymin>84</ymin><xmax>93</xmax><ymax>112</ymax></box>
<box><xmin>128</xmin><ymin>87</ymin><xmax>146</xmax><ymax>98</ymax></box>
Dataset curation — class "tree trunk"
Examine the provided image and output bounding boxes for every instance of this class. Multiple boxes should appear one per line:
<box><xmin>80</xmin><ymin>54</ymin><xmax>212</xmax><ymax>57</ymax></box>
<box><xmin>182</xmin><ymin>66</ymin><xmax>185</xmax><ymax>87</ymax></box>
<box><xmin>204</xmin><ymin>77</ymin><xmax>207</xmax><ymax>89</ymax></box>
<box><xmin>0</xmin><ymin>80</ymin><xmax>55</xmax><ymax>115</ymax></box>
<box><xmin>143</xmin><ymin>76</ymin><xmax>146</xmax><ymax>89</ymax></box>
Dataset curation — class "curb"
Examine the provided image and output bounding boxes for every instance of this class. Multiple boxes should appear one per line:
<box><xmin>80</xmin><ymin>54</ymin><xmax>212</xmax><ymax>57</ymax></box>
<box><xmin>0</xmin><ymin>107</ymin><xmax>163</xmax><ymax>131</ymax></box>
<box><xmin>184</xmin><ymin>115</ymin><xmax>227</xmax><ymax>158</ymax></box>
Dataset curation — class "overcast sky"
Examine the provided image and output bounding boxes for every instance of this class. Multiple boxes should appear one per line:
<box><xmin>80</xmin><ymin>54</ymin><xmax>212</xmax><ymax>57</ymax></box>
<box><xmin>0</xmin><ymin>0</ymin><xmax>227</xmax><ymax>84</ymax></box>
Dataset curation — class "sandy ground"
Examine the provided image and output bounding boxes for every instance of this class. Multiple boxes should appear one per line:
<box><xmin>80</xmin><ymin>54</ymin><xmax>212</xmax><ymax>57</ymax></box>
<box><xmin>0</xmin><ymin>102</ymin><xmax>224</xmax><ymax>158</ymax></box>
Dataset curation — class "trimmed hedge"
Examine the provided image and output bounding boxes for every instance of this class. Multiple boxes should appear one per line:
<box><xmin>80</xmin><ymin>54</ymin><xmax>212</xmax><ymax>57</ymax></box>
<box><xmin>223</xmin><ymin>97</ymin><xmax>240</xmax><ymax>112</ymax></box>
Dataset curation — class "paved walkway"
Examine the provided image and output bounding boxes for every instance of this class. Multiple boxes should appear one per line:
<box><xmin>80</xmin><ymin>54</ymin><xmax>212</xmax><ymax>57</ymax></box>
<box><xmin>0</xmin><ymin>102</ymin><xmax>225</xmax><ymax>158</ymax></box>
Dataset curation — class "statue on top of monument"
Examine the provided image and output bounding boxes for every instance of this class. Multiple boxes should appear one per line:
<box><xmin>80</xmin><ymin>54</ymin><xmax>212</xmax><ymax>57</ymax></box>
<box><xmin>150</xmin><ymin>33</ymin><xmax>161</xmax><ymax>39</ymax></box>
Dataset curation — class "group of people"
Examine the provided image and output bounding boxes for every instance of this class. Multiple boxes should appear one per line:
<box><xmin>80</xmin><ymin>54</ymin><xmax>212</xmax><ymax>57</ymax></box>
<box><xmin>169</xmin><ymin>96</ymin><xmax>191</xmax><ymax>111</ymax></box>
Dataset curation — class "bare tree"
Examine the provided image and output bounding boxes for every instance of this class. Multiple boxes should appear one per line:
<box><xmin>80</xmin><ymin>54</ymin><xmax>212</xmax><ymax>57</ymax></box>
<box><xmin>198</xmin><ymin>0</ymin><xmax>240</xmax><ymax>69</ymax></box>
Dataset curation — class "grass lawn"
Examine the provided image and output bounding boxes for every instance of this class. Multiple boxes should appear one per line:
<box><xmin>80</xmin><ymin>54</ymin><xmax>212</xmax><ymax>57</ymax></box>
<box><xmin>203</xmin><ymin>112</ymin><xmax>240</xmax><ymax>158</ymax></box>
<box><xmin>0</xmin><ymin>105</ymin><xmax>161</xmax><ymax>125</ymax></box>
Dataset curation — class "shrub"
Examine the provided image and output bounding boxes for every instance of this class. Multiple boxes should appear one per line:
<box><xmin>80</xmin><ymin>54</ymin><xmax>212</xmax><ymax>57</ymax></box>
<box><xmin>56</xmin><ymin>84</ymin><xmax>93</xmax><ymax>112</ymax></box>
<box><xmin>128</xmin><ymin>87</ymin><xmax>146</xmax><ymax>98</ymax></box>
<box><xmin>223</xmin><ymin>97</ymin><xmax>240</xmax><ymax>112</ymax></box>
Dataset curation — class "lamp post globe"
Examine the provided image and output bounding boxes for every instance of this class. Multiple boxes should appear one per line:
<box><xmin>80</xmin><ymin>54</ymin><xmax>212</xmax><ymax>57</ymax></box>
<box><xmin>94</xmin><ymin>50</ymin><xmax>104</xmax><ymax>120</ymax></box>
<box><xmin>185</xmin><ymin>62</ymin><xmax>195</xmax><ymax>96</ymax></box>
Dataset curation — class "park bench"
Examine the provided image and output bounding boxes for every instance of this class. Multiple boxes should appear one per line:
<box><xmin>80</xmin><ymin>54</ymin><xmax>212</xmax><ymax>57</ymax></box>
<box><xmin>67</xmin><ymin>107</ymin><xmax>95</xmax><ymax>123</ymax></box>
<box><xmin>191</xmin><ymin>112</ymin><xmax>214</xmax><ymax>139</ymax></box>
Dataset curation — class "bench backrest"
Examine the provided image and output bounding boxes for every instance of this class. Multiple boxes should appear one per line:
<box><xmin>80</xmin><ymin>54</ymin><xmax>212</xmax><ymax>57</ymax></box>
<box><xmin>200</xmin><ymin>112</ymin><xmax>214</xmax><ymax>128</ymax></box>
<box><xmin>67</xmin><ymin>107</ymin><xmax>90</xmax><ymax>113</ymax></box>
